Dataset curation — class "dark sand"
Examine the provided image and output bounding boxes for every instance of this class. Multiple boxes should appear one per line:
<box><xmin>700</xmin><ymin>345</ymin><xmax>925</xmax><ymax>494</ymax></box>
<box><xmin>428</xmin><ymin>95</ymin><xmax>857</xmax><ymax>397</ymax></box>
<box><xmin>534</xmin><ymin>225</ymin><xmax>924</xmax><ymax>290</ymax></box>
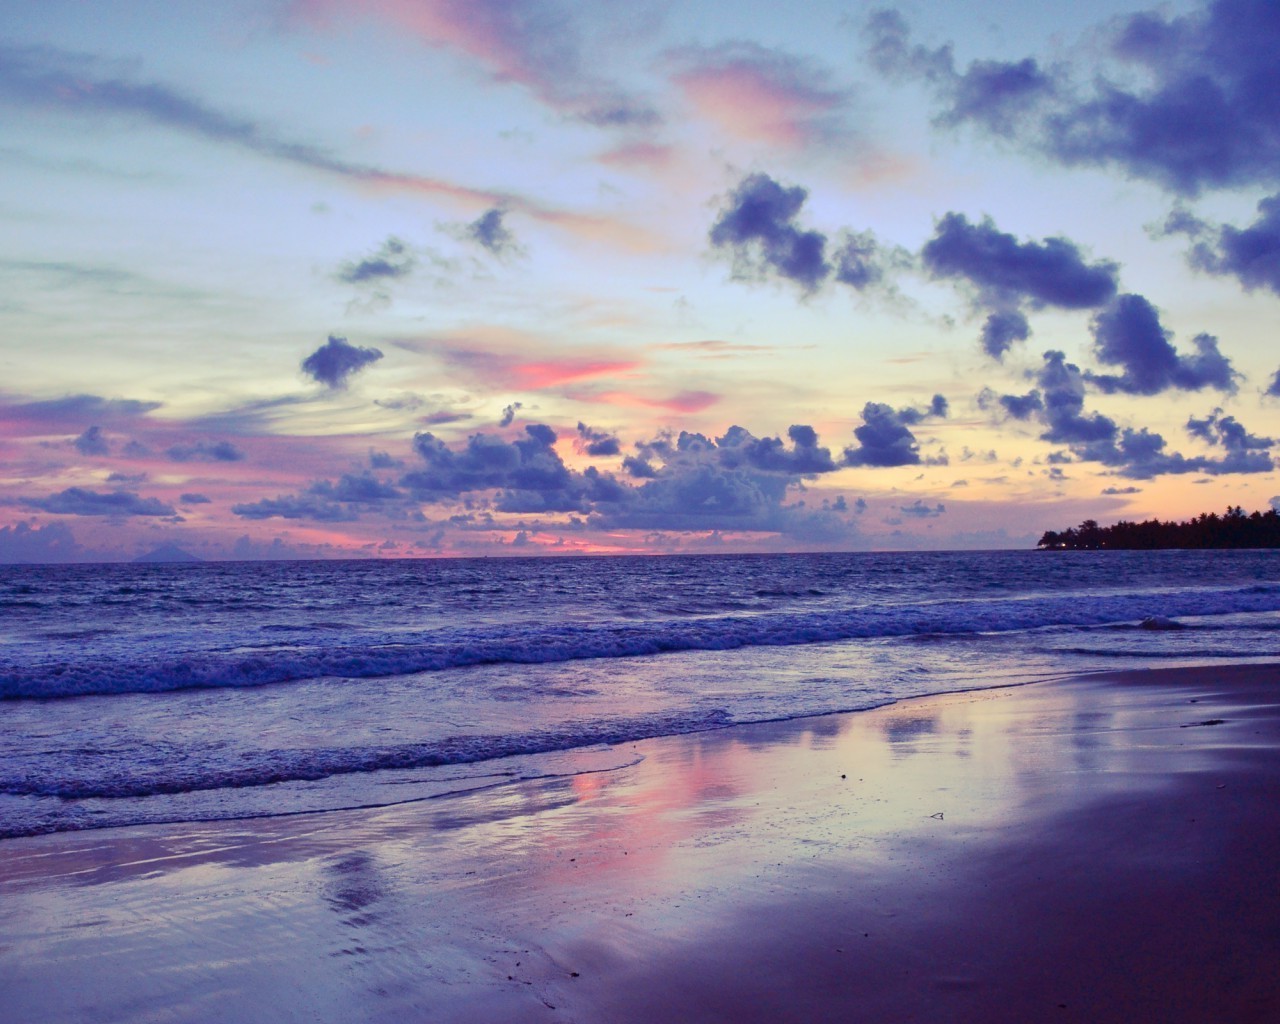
<box><xmin>2</xmin><ymin>664</ymin><xmax>1278</xmax><ymax>1023</ymax></box>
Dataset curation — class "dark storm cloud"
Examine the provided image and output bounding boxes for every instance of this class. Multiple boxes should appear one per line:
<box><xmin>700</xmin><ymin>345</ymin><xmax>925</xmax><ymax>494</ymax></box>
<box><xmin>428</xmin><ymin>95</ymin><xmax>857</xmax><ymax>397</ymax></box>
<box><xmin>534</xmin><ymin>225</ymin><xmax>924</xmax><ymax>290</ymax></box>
<box><xmin>1087</xmin><ymin>294</ymin><xmax>1237</xmax><ymax>395</ymax></box>
<box><xmin>301</xmin><ymin>335</ymin><xmax>384</xmax><ymax>389</ymax></box>
<box><xmin>868</xmin><ymin>1</ymin><xmax>1280</xmax><ymax>196</ymax></box>
<box><xmin>709</xmin><ymin>173</ymin><xmax>830</xmax><ymax>292</ymax></box>
<box><xmin>337</xmin><ymin>237</ymin><xmax>415</xmax><ymax>284</ymax></box>
<box><xmin>467</xmin><ymin>209</ymin><xmax>518</xmax><ymax>256</ymax></box>
<box><xmin>165</xmin><ymin>440</ymin><xmax>245</xmax><ymax>463</ymax></box>
<box><xmin>73</xmin><ymin>425</ymin><xmax>110</xmax><ymax>456</ymax></box>
<box><xmin>844</xmin><ymin>397</ymin><xmax>947</xmax><ymax>468</ymax></box>
<box><xmin>576</xmin><ymin>422</ymin><xmax>622</xmax><ymax>457</ymax></box>
<box><xmin>1188</xmin><ymin>193</ymin><xmax>1280</xmax><ymax>295</ymax></box>
<box><xmin>21</xmin><ymin>487</ymin><xmax>175</xmax><ymax>517</ymax></box>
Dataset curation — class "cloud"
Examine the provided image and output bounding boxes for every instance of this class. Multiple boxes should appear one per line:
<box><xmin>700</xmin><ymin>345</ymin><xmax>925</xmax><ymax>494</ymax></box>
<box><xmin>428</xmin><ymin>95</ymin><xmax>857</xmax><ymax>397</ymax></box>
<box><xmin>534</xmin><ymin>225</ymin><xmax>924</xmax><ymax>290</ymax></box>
<box><xmin>291</xmin><ymin>0</ymin><xmax>658</xmax><ymax>128</ymax></box>
<box><xmin>0</xmin><ymin>520</ymin><xmax>85</xmax><ymax>563</ymax></box>
<box><xmin>73</xmin><ymin>425</ymin><xmax>110</xmax><ymax>456</ymax></box>
<box><xmin>985</xmin><ymin>350</ymin><xmax>1270</xmax><ymax>478</ymax></box>
<box><xmin>897</xmin><ymin>499</ymin><xmax>946</xmax><ymax>518</ymax></box>
<box><xmin>576</xmin><ymin>421</ymin><xmax>621</xmax><ymax>457</ymax></box>
<box><xmin>832</xmin><ymin>229</ymin><xmax>913</xmax><ymax>291</ymax></box>
<box><xmin>709</xmin><ymin>173</ymin><xmax>830</xmax><ymax>292</ymax></box>
<box><xmin>668</xmin><ymin>42</ymin><xmax>852</xmax><ymax>148</ymax></box>
<box><xmin>20</xmin><ymin>487</ymin><xmax>176</xmax><ymax>517</ymax></box>
<box><xmin>0</xmin><ymin>393</ymin><xmax>161</xmax><ymax>429</ymax></box>
<box><xmin>337</xmin><ymin>237</ymin><xmax>415</xmax><ymax>284</ymax></box>
<box><xmin>844</xmin><ymin>397</ymin><xmax>947</xmax><ymax>467</ymax></box>
<box><xmin>403</xmin><ymin>423</ymin><xmax>588</xmax><ymax>512</ymax></box>
<box><xmin>921</xmin><ymin>212</ymin><xmax>1119</xmax><ymax>358</ymax></box>
<box><xmin>231</xmin><ymin>494</ymin><xmax>357</xmax><ymax>521</ymax></box>
<box><xmin>165</xmin><ymin>439</ymin><xmax>245</xmax><ymax>462</ymax></box>
<box><xmin>499</xmin><ymin>402</ymin><xmax>523</xmax><ymax>427</ymax></box>
<box><xmin>466</xmin><ymin>208</ymin><xmax>518</xmax><ymax>256</ymax></box>
<box><xmin>1087</xmin><ymin>294</ymin><xmax>1237</xmax><ymax>395</ymax></box>
<box><xmin>309</xmin><ymin>473</ymin><xmax>404</xmax><ymax>503</ymax></box>
<box><xmin>1186</xmin><ymin>408</ymin><xmax>1274</xmax><ymax>450</ymax></box>
<box><xmin>1188</xmin><ymin>193</ymin><xmax>1280</xmax><ymax>295</ymax></box>
<box><xmin>869</xmin><ymin>1</ymin><xmax>1280</xmax><ymax>196</ymax></box>
<box><xmin>0</xmin><ymin>43</ymin><xmax>610</xmax><ymax>232</ymax></box>
<box><xmin>301</xmin><ymin>334</ymin><xmax>384</xmax><ymax>389</ymax></box>
<box><xmin>179</xmin><ymin>492</ymin><xmax>212</xmax><ymax>504</ymax></box>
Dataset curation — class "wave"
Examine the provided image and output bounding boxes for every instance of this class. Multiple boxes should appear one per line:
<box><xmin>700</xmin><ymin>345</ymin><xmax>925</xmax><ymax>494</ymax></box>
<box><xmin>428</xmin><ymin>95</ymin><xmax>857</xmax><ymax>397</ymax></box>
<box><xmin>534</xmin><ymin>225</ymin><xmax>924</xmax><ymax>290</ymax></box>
<box><xmin>4</xmin><ymin>583</ymin><xmax>1280</xmax><ymax>700</ymax></box>
<box><xmin>0</xmin><ymin>708</ymin><xmax>743</xmax><ymax>803</ymax></box>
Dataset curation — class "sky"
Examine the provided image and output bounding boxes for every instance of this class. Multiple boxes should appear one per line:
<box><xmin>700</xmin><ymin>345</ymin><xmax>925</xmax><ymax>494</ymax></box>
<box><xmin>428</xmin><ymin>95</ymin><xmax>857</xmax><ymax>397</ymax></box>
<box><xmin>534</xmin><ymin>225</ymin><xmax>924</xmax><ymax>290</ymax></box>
<box><xmin>1</xmin><ymin>0</ymin><xmax>1278</xmax><ymax>562</ymax></box>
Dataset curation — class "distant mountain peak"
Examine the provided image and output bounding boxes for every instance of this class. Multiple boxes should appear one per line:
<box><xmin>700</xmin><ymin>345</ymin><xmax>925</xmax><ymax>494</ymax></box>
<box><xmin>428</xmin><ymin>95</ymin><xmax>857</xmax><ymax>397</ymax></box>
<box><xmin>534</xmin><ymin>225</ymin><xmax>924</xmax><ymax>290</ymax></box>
<box><xmin>132</xmin><ymin>543</ymin><xmax>202</xmax><ymax>563</ymax></box>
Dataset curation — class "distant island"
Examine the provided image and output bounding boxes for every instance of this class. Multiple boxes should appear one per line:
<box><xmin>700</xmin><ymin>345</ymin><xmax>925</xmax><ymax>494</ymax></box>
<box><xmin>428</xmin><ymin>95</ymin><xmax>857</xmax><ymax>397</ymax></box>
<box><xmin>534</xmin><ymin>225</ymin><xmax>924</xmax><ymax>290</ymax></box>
<box><xmin>1038</xmin><ymin>506</ymin><xmax>1280</xmax><ymax>550</ymax></box>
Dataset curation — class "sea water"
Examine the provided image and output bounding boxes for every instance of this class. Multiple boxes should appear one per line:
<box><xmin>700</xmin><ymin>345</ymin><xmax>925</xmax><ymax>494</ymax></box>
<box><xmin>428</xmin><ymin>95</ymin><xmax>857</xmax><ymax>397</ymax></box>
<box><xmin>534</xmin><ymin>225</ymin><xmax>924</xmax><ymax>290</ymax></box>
<box><xmin>2</xmin><ymin>549</ymin><xmax>1278</xmax><ymax>838</ymax></box>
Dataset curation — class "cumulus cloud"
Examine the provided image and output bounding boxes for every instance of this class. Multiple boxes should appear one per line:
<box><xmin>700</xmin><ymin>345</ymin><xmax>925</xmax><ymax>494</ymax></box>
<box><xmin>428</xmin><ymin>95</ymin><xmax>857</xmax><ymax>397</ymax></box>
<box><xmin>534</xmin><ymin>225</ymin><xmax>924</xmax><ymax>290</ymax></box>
<box><xmin>404</xmin><ymin>424</ymin><xmax>587</xmax><ymax>513</ymax></box>
<box><xmin>868</xmin><ymin>1</ymin><xmax>1280</xmax><ymax>197</ymax></box>
<box><xmin>301</xmin><ymin>334</ymin><xmax>384</xmax><ymax>389</ymax></box>
<box><xmin>921</xmin><ymin>212</ymin><xmax>1119</xmax><ymax>358</ymax></box>
<box><xmin>576</xmin><ymin>421</ymin><xmax>621</xmax><ymax>457</ymax></box>
<box><xmin>1087</xmin><ymin>294</ymin><xmax>1237</xmax><ymax>395</ymax></box>
<box><xmin>0</xmin><ymin>520</ymin><xmax>84</xmax><ymax>563</ymax></box>
<box><xmin>21</xmin><ymin>487</ymin><xmax>176</xmax><ymax>517</ymax></box>
<box><xmin>709</xmin><ymin>173</ymin><xmax>830</xmax><ymax>292</ymax></box>
<box><xmin>337</xmin><ymin>236</ymin><xmax>415</xmax><ymax>284</ymax></box>
<box><xmin>166</xmin><ymin>439</ymin><xmax>245</xmax><ymax>462</ymax></box>
<box><xmin>984</xmin><ymin>350</ymin><xmax>1270</xmax><ymax>478</ymax></box>
<box><xmin>1186</xmin><ymin>409</ymin><xmax>1274</xmax><ymax>450</ymax></box>
<box><xmin>1188</xmin><ymin>193</ymin><xmax>1280</xmax><ymax>295</ymax></box>
<box><xmin>844</xmin><ymin>397</ymin><xmax>947</xmax><ymax>467</ymax></box>
<box><xmin>73</xmin><ymin>425</ymin><xmax>110</xmax><ymax>456</ymax></box>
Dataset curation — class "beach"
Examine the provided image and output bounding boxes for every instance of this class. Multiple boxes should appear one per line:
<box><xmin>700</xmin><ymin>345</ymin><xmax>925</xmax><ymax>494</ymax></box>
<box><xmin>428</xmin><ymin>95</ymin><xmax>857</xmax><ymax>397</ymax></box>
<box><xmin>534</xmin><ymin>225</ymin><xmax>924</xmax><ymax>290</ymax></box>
<box><xmin>2</xmin><ymin>662</ymin><xmax>1277</xmax><ymax>1023</ymax></box>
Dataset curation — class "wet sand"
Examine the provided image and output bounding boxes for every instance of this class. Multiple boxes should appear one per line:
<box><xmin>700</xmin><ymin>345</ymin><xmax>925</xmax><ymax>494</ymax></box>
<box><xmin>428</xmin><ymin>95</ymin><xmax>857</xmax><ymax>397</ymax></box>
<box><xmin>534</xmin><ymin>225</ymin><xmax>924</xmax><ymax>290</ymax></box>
<box><xmin>2</xmin><ymin>663</ymin><xmax>1278</xmax><ymax>1023</ymax></box>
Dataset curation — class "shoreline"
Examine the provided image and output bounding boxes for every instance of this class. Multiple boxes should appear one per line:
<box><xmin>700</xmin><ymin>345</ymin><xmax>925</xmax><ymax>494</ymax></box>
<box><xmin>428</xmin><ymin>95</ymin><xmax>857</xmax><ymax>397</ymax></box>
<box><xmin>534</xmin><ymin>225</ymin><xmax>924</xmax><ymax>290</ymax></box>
<box><xmin>3</xmin><ymin>663</ymin><xmax>1278</xmax><ymax>1022</ymax></box>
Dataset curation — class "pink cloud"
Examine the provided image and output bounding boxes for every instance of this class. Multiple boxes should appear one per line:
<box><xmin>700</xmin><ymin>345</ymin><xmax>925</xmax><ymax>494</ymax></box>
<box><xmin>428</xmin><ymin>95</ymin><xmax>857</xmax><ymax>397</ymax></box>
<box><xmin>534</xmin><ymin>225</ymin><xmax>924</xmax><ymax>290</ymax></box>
<box><xmin>669</xmin><ymin>43</ymin><xmax>851</xmax><ymax>148</ymax></box>
<box><xmin>291</xmin><ymin>0</ymin><xmax>656</xmax><ymax>128</ymax></box>
<box><xmin>403</xmin><ymin>336</ymin><xmax>643</xmax><ymax>392</ymax></box>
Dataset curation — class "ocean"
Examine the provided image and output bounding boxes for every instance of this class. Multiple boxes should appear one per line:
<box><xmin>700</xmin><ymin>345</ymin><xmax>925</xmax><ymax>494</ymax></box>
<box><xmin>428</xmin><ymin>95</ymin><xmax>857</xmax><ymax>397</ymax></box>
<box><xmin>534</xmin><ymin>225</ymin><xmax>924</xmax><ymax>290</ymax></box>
<box><xmin>2</xmin><ymin>548</ymin><xmax>1279</xmax><ymax>839</ymax></box>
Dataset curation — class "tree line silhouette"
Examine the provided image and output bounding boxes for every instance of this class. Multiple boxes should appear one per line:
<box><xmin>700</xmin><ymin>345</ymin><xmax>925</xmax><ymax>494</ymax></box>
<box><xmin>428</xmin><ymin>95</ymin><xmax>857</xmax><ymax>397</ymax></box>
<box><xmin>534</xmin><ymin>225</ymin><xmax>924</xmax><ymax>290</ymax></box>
<box><xmin>1038</xmin><ymin>506</ymin><xmax>1280</xmax><ymax>550</ymax></box>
